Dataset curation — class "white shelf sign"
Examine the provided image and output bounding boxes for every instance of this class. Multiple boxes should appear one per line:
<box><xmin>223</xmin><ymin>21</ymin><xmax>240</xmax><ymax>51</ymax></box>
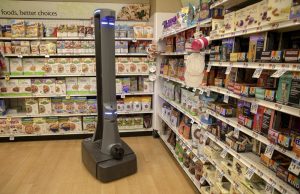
<box><xmin>271</xmin><ymin>69</ymin><xmax>287</xmax><ymax>78</ymax></box>
<box><xmin>216</xmin><ymin>169</ymin><xmax>224</xmax><ymax>182</ymax></box>
<box><xmin>223</xmin><ymin>95</ymin><xmax>229</xmax><ymax>103</ymax></box>
<box><xmin>265</xmin><ymin>183</ymin><xmax>274</xmax><ymax>194</ymax></box>
<box><xmin>252</xmin><ymin>68</ymin><xmax>263</xmax><ymax>78</ymax></box>
<box><xmin>225</xmin><ymin>66</ymin><xmax>232</xmax><ymax>75</ymax></box>
<box><xmin>233</xmin><ymin>128</ymin><xmax>239</xmax><ymax>139</ymax></box>
<box><xmin>206</xmin><ymin>65</ymin><xmax>211</xmax><ymax>72</ymax></box>
<box><xmin>193</xmin><ymin>157</ymin><xmax>198</xmax><ymax>163</ymax></box>
<box><xmin>121</xmin><ymin>94</ymin><xmax>126</xmax><ymax>99</ymax></box>
<box><xmin>245</xmin><ymin>167</ymin><xmax>255</xmax><ymax>180</ymax></box>
<box><xmin>206</xmin><ymin>90</ymin><xmax>210</xmax><ymax>97</ymax></box>
<box><xmin>200</xmin><ymin>176</ymin><xmax>206</xmax><ymax>184</ymax></box>
<box><xmin>220</xmin><ymin>149</ymin><xmax>228</xmax><ymax>159</ymax></box>
<box><xmin>250</xmin><ymin>102</ymin><xmax>258</xmax><ymax>114</ymax></box>
<box><xmin>288</xmin><ymin>160</ymin><xmax>300</xmax><ymax>176</ymax></box>
<box><xmin>264</xmin><ymin>144</ymin><xmax>275</xmax><ymax>159</ymax></box>
<box><xmin>9</xmin><ymin>135</ymin><xmax>14</xmax><ymax>141</ymax></box>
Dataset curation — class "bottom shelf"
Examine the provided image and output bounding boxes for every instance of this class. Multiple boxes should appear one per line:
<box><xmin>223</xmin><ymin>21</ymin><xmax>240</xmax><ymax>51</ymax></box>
<box><xmin>160</xmin><ymin>133</ymin><xmax>201</xmax><ymax>193</ymax></box>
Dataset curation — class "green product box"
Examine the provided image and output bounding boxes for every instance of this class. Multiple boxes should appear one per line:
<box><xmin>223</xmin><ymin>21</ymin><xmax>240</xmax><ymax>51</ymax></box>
<box><xmin>276</xmin><ymin>73</ymin><xmax>292</xmax><ymax>104</ymax></box>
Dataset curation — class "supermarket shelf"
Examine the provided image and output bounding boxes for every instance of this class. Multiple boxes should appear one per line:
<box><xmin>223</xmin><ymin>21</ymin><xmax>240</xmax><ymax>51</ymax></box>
<box><xmin>117</xmin><ymin>110</ymin><xmax>153</xmax><ymax>115</ymax></box>
<box><xmin>210</xmin><ymin>18</ymin><xmax>300</xmax><ymax>41</ymax></box>
<box><xmin>159</xmin><ymin>108</ymin><xmax>243</xmax><ymax>192</ymax></box>
<box><xmin>210</xmin><ymin>0</ymin><xmax>248</xmax><ymax>9</ymax></box>
<box><xmin>160</xmin><ymin>24</ymin><xmax>197</xmax><ymax>40</ymax></box>
<box><xmin>115</xmin><ymin>53</ymin><xmax>148</xmax><ymax>56</ymax></box>
<box><xmin>198</xmin><ymin>18</ymin><xmax>212</xmax><ymax>26</ymax></box>
<box><xmin>116</xmin><ymin>73</ymin><xmax>149</xmax><ymax>76</ymax></box>
<box><xmin>0</xmin><ymin>94</ymin><xmax>97</xmax><ymax>99</ymax></box>
<box><xmin>204</xmin><ymin>131</ymin><xmax>297</xmax><ymax>194</ymax></box>
<box><xmin>160</xmin><ymin>74</ymin><xmax>185</xmax><ymax>85</ymax></box>
<box><xmin>0</xmin><ymin>112</ymin><xmax>97</xmax><ymax>119</ymax></box>
<box><xmin>207</xmin><ymin>86</ymin><xmax>300</xmax><ymax>118</ymax></box>
<box><xmin>0</xmin><ymin>74</ymin><xmax>96</xmax><ymax>78</ymax></box>
<box><xmin>116</xmin><ymin>92</ymin><xmax>154</xmax><ymax>96</ymax></box>
<box><xmin>0</xmin><ymin>37</ymin><xmax>153</xmax><ymax>41</ymax></box>
<box><xmin>208</xmin><ymin>61</ymin><xmax>300</xmax><ymax>71</ymax></box>
<box><xmin>160</xmin><ymin>134</ymin><xmax>202</xmax><ymax>192</ymax></box>
<box><xmin>119</xmin><ymin>128</ymin><xmax>153</xmax><ymax>133</ymax></box>
<box><xmin>206</xmin><ymin>109</ymin><xmax>300</xmax><ymax>163</ymax></box>
<box><xmin>160</xmin><ymin>52</ymin><xmax>188</xmax><ymax>56</ymax></box>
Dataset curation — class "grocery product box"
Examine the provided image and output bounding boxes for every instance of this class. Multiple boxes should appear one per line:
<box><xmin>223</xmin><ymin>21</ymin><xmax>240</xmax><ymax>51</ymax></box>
<box><xmin>81</xmin><ymin>58</ymin><xmax>95</xmax><ymax>75</ymax></box>
<box><xmin>224</xmin><ymin>12</ymin><xmax>236</xmax><ymax>33</ymax></box>
<box><xmin>87</xmin><ymin>99</ymin><xmax>97</xmax><ymax>113</ymax></box>
<box><xmin>51</xmin><ymin>97</ymin><xmax>63</xmax><ymax>113</ymax></box>
<box><xmin>41</xmin><ymin>79</ymin><xmax>56</xmax><ymax>96</ymax></box>
<box><xmin>9</xmin><ymin>58</ymin><xmax>23</xmax><ymax>76</ymax></box>
<box><xmin>10</xmin><ymin>118</ymin><xmax>23</xmax><ymax>134</ymax></box>
<box><xmin>55</xmin><ymin>79</ymin><xmax>66</xmax><ymax>96</ymax></box>
<box><xmin>33</xmin><ymin>118</ymin><xmax>47</xmax><ymax>134</ymax></box>
<box><xmin>89</xmin><ymin>77</ymin><xmax>96</xmax><ymax>95</ymax></box>
<box><xmin>138</xmin><ymin>58</ymin><xmax>149</xmax><ymax>74</ymax></box>
<box><xmin>46</xmin><ymin>116</ymin><xmax>59</xmax><ymax>133</ymax></box>
<box><xmin>74</xmin><ymin>97</ymin><xmax>87</xmax><ymax>113</ymax></box>
<box><xmin>77</xmin><ymin>77</ymin><xmax>91</xmax><ymax>94</ymax></box>
<box><xmin>30</xmin><ymin>41</ymin><xmax>40</xmax><ymax>54</ymax></box>
<box><xmin>83</xmin><ymin>116</ymin><xmax>96</xmax><ymax>132</ymax></box>
<box><xmin>235</xmin><ymin>8</ymin><xmax>247</xmax><ymax>31</ymax></box>
<box><xmin>22</xmin><ymin>118</ymin><xmax>36</xmax><ymax>134</ymax></box>
<box><xmin>69</xmin><ymin>117</ymin><xmax>82</xmax><ymax>131</ymax></box>
<box><xmin>267</xmin><ymin>0</ymin><xmax>292</xmax><ymax>23</ymax></box>
<box><xmin>248</xmin><ymin>34</ymin><xmax>265</xmax><ymax>62</ymax></box>
<box><xmin>0</xmin><ymin>119</ymin><xmax>9</xmax><ymax>134</ymax></box>
<box><xmin>38</xmin><ymin>98</ymin><xmax>52</xmax><ymax>114</ymax></box>
<box><xmin>23</xmin><ymin>58</ymin><xmax>35</xmax><ymax>75</ymax></box>
<box><xmin>25</xmin><ymin>98</ymin><xmax>39</xmax><ymax>115</ymax></box>
<box><xmin>116</xmin><ymin>79</ymin><xmax>123</xmax><ymax>93</ymax></box>
<box><xmin>6</xmin><ymin>79</ymin><xmax>31</xmax><ymax>97</ymax></box>
<box><xmin>45</xmin><ymin>58</ymin><xmax>57</xmax><ymax>75</ymax></box>
<box><xmin>66</xmin><ymin>77</ymin><xmax>78</xmax><ymax>95</ymax></box>
<box><xmin>62</xmin><ymin>98</ymin><xmax>75</xmax><ymax>114</ymax></box>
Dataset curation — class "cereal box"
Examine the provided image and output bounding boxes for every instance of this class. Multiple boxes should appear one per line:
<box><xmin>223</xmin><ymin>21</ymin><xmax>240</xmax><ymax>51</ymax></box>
<box><xmin>33</xmin><ymin>118</ymin><xmax>47</xmax><ymax>134</ymax></box>
<box><xmin>51</xmin><ymin>97</ymin><xmax>63</xmax><ymax>113</ymax></box>
<box><xmin>224</xmin><ymin>12</ymin><xmax>236</xmax><ymax>33</ymax></box>
<box><xmin>58</xmin><ymin>117</ymin><xmax>70</xmax><ymax>132</ymax></box>
<box><xmin>77</xmin><ymin>77</ymin><xmax>91</xmax><ymax>94</ymax></box>
<box><xmin>74</xmin><ymin>97</ymin><xmax>87</xmax><ymax>113</ymax></box>
<box><xmin>9</xmin><ymin>58</ymin><xmax>23</xmax><ymax>76</ymax></box>
<box><xmin>45</xmin><ymin>58</ymin><xmax>56</xmax><ymax>75</ymax></box>
<box><xmin>38</xmin><ymin>98</ymin><xmax>52</xmax><ymax>114</ymax></box>
<box><xmin>0</xmin><ymin>119</ymin><xmax>10</xmax><ymax>134</ymax></box>
<box><xmin>22</xmin><ymin>58</ymin><xmax>35</xmax><ymax>75</ymax></box>
<box><xmin>267</xmin><ymin>0</ymin><xmax>292</xmax><ymax>23</ymax></box>
<box><xmin>83</xmin><ymin>116</ymin><xmax>96</xmax><ymax>132</ymax></box>
<box><xmin>17</xmin><ymin>79</ymin><xmax>32</xmax><ymax>96</ymax></box>
<box><xmin>22</xmin><ymin>118</ymin><xmax>36</xmax><ymax>134</ymax></box>
<box><xmin>41</xmin><ymin>79</ymin><xmax>56</xmax><ymax>96</ymax></box>
<box><xmin>87</xmin><ymin>99</ymin><xmax>97</xmax><ymax>113</ymax></box>
<box><xmin>89</xmin><ymin>77</ymin><xmax>96</xmax><ymax>95</ymax></box>
<box><xmin>31</xmin><ymin>79</ymin><xmax>43</xmax><ymax>96</ymax></box>
<box><xmin>55</xmin><ymin>79</ymin><xmax>66</xmax><ymax>96</ymax></box>
<box><xmin>25</xmin><ymin>98</ymin><xmax>39</xmax><ymax>115</ymax></box>
<box><xmin>46</xmin><ymin>116</ymin><xmax>59</xmax><ymax>133</ymax></box>
<box><xmin>66</xmin><ymin>77</ymin><xmax>78</xmax><ymax>95</ymax></box>
<box><xmin>69</xmin><ymin>117</ymin><xmax>82</xmax><ymax>131</ymax></box>
<box><xmin>62</xmin><ymin>98</ymin><xmax>75</xmax><ymax>114</ymax></box>
<box><xmin>10</xmin><ymin>118</ymin><xmax>23</xmax><ymax>134</ymax></box>
<box><xmin>34</xmin><ymin>58</ymin><xmax>46</xmax><ymax>75</ymax></box>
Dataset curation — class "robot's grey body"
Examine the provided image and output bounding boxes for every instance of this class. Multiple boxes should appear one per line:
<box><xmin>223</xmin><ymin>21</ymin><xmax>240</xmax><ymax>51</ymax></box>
<box><xmin>81</xmin><ymin>9</ymin><xmax>137</xmax><ymax>183</ymax></box>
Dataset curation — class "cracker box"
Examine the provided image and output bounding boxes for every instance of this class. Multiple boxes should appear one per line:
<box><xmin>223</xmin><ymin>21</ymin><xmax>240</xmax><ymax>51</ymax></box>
<box><xmin>38</xmin><ymin>98</ymin><xmax>52</xmax><ymax>114</ymax></box>
<box><xmin>55</xmin><ymin>79</ymin><xmax>66</xmax><ymax>96</ymax></box>
<box><xmin>66</xmin><ymin>77</ymin><xmax>78</xmax><ymax>95</ymax></box>
<box><xmin>267</xmin><ymin>0</ymin><xmax>292</xmax><ymax>23</ymax></box>
<box><xmin>22</xmin><ymin>118</ymin><xmax>36</xmax><ymax>134</ymax></box>
<box><xmin>83</xmin><ymin>116</ymin><xmax>96</xmax><ymax>132</ymax></box>
<box><xmin>31</xmin><ymin>79</ymin><xmax>43</xmax><ymax>96</ymax></box>
<box><xmin>34</xmin><ymin>58</ymin><xmax>46</xmax><ymax>75</ymax></box>
<box><xmin>10</xmin><ymin>118</ymin><xmax>23</xmax><ymax>134</ymax></box>
<box><xmin>41</xmin><ymin>79</ymin><xmax>55</xmax><ymax>96</ymax></box>
<box><xmin>77</xmin><ymin>77</ymin><xmax>90</xmax><ymax>94</ymax></box>
<box><xmin>25</xmin><ymin>98</ymin><xmax>39</xmax><ymax>115</ymax></box>
<box><xmin>45</xmin><ymin>58</ymin><xmax>56</xmax><ymax>75</ymax></box>
<box><xmin>46</xmin><ymin>116</ymin><xmax>59</xmax><ymax>133</ymax></box>
<box><xmin>9</xmin><ymin>58</ymin><xmax>23</xmax><ymax>76</ymax></box>
<box><xmin>62</xmin><ymin>98</ymin><xmax>75</xmax><ymax>114</ymax></box>
<box><xmin>87</xmin><ymin>99</ymin><xmax>97</xmax><ymax>113</ymax></box>
<box><xmin>51</xmin><ymin>97</ymin><xmax>63</xmax><ymax>113</ymax></box>
<box><xmin>58</xmin><ymin>117</ymin><xmax>70</xmax><ymax>132</ymax></box>
<box><xmin>74</xmin><ymin>97</ymin><xmax>87</xmax><ymax>113</ymax></box>
<box><xmin>116</xmin><ymin>79</ymin><xmax>123</xmax><ymax>94</ymax></box>
<box><xmin>33</xmin><ymin>118</ymin><xmax>47</xmax><ymax>134</ymax></box>
<box><xmin>235</xmin><ymin>8</ymin><xmax>248</xmax><ymax>31</ymax></box>
<box><xmin>224</xmin><ymin>12</ymin><xmax>236</xmax><ymax>33</ymax></box>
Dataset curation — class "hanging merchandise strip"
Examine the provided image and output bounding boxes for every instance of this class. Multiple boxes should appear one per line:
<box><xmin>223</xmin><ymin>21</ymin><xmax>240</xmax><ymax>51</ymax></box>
<box><xmin>158</xmin><ymin>93</ymin><xmax>298</xmax><ymax>194</ymax></box>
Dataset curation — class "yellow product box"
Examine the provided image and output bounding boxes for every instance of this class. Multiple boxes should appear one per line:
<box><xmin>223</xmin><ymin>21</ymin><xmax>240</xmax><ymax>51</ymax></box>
<box><xmin>267</xmin><ymin>0</ymin><xmax>292</xmax><ymax>23</ymax></box>
<box><xmin>235</xmin><ymin>7</ymin><xmax>248</xmax><ymax>31</ymax></box>
<box><xmin>224</xmin><ymin>12</ymin><xmax>236</xmax><ymax>33</ymax></box>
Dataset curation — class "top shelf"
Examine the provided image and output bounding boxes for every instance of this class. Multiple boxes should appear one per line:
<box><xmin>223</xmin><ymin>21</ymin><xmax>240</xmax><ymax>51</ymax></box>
<box><xmin>0</xmin><ymin>37</ymin><xmax>153</xmax><ymax>41</ymax></box>
<box><xmin>210</xmin><ymin>0</ymin><xmax>249</xmax><ymax>9</ymax></box>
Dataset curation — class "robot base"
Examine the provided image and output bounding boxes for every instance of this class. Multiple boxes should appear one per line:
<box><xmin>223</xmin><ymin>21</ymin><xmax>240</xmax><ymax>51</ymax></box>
<box><xmin>81</xmin><ymin>138</ymin><xmax>137</xmax><ymax>182</ymax></box>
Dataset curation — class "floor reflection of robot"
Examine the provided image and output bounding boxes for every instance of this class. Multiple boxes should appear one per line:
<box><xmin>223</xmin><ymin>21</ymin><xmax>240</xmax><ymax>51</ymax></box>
<box><xmin>81</xmin><ymin>9</ymin><xmax>137</xmax><ymax>182</ymax></box>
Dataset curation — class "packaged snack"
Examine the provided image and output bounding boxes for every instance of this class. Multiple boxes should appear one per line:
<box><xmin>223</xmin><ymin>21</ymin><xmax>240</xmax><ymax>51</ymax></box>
<box><xmin>57</xmin><ymin>25</ymin><xmax>67</xmax><ymax>37</ymax></box>
<box><xmin>224</xmin><ymin>12</ymin><xmax>236</xmax><ymax>33</ymax></box>
<box><xmin>33</xmin><ymin>58</ymin><xmax>46</xmax><ymax>75</ymax></box>
<box><xmin>122</xmin><ymin>78</ymin><xmax>130</xmax><ymax>93</ymax></box>
<box><xmin>22</xmin><ymin>58</ymin><xmax>35</xmax><ymax>75</ymax></box>
<box><xmin>133</xmin><ymin>25</ymin><xmax>143</xmax><ymax>38</ymax></box>
<box><xmin>59</xmin><ymin>117</ymin><xmax>70</xmax><ymax>132</ymax></box>
<box><xmin>62</xmin><ymin>98</ymin><xmax>75</xmax><ymax>114</ymax></box>
<box><xmin>89</xmin><ymin>77</ymin><xmax>97</xmax><ymax>95</ymax></box>
<box><xmin>83</xmin><ymin>116</ymin><xmax>96</xmax><ymax>132</ymax></box>
<box><xmin>41</xmin><ymin>79</ymin><xmax>55</xmax><ymax>95</ymax></box>
<box><xmin>116</xmin><ymin>79</ymin><xmax>123</xmax><ymax>94</ymax></box>
<box><xmin>143</xmin><ymin>78</ymin><xmax>154</xmax><ymax>92</ymax></box>
<box><xmin>17</xmin><ymin>79</ymin><xmax>32</xmax><ymax>96</ymax></box>
<box><xmin>33</xmin><ymin>118</ymin><xmax>46</xmax><ymax>134</ymax></box>
<box><xmin>143</xmin><ymin>25</ymin><xmax>153</xmax><ymax>38</ymax></box>
<box><xmin>74</xmin><ymin>97</ymin><xmax>87</xmax><ymax>113</ymax></box>
<box><xmin>133</xmin><ymin>116</ymin><xmax>143</xmax><ymax>129</ymax></box>
<box><xmin>124</xmin><ymin>97</ymin><xmax>133</xmax><ymax>112</ymax></box>
<box><xmin>69</xmin><ymin>117</ymin><xmax>82</xmax><ymax>131</ymax></box>
<box><xmin>117</xmin><ymin>99</ymin><xmax>124</xmax><ymax>112</ymax></box>
<box><xmin>87</xmin><ymin>98</ymin><xmax>97</xmax><ymax>113</ymax></box>
<box><xmin>38</xmin><ymin>98</ymin><xmax>52</xmax><ymax>114</ymax></box>
<box><xmin>67</xmin><ymin>25</ymin><xmax>78</xmax><ymax>37</ymax></box>
<box><xmin>9</xmin><ymin>58</ymin><xmax>23</xmax><ymax>76</ymax></box>
<box><xmin>141</xmin><ymin>96</ymin><xmax>152</xmax><ymax>111</ymax></box>
<box><xmin>46</xmin><ymin>116</ymin><xmax>59</xmax><ymax>133</ymax></box>
<box><xmin>0</xmin><ymin>119</ymin><xmax>9</xmax><ymax>134</ymax></box>
<box><xmin>11</xmin><ymin>21</ymin><xmax>25</xmax><ymax>38</ymax></box>
<box><xmin>77</xmin><ymin>77</ymin><xmax>91</xmax><ymax>94</ymax></box>
<box><xmin>66</xmin><ymin>77</ymin><xmax>78</xmax><ymax>95</ymax></box>
<box><xmin>10</xmin><ymin>118</ymin><xmax>23</xmax><ymax>134</ymax></box>
<box><xmin>56</xmin><ymin>41</ymin><xmax>65</xmax><ymax>54</ymax></box>
<box><xmin>55</xmin><ymin>79</ymin><xmax>66</xmax><ymax>96</ymax></box>
<box><xmin>51</xmin><ymin>97</ymin><xmax>63</xmax><ymax>113</ymax></box>
<box><xmin>30</xmin><ymin>41</ymin><xmax>40</xmax><ymax>54</ymax></box>
<box><xmin>267</xmin><ymin>0</ymin><xmax>292</xmax><ymax>23</ymax></box>
<box><xmin>22</xmin><ymin>118</ymin><xmax>36</xmax><ymax>134</ymax></box>
<box><xmin>25</xmin><ymin>98</ymin><xmax>39</xmax><ymax>115</ymax></box>
<box><xmin>132</xmin><ymin>97</ymin><xmax>142</xmax><ymax>112</ymax></box>
<box><xmin>4</xmin><ymin>42</ymin><xmax>12</xmax><ymax>54</ymax></box>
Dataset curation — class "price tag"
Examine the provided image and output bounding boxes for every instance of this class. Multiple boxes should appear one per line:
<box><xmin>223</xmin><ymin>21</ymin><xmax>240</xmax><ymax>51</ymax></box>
<box><xmin>250</xmin><ymin>102</ymin><xmax>258</xmax><ymax>114</ymax></box>
<box><xmin>9</xmin><ymin>135</ymin><xmax>14</xmax><ymax>141</ymax></box>
<box><xmin>186</xmin><ymin>149</ymin><xmax>191</xmax><ymax>155</ymax></box>
<box><xmin>206</xmin><ymin>90</ymin><xmax>210</xmax><ymax>97</ymax></box>
<box><xmin>288</xmin><ymin>160</ymin><xmax>300</xmax><ymax>176</ymax></box>
<box><xmin>45</xmin><ymin>54</ymin><xmax>50</xmax><ymax>58</ymax></box>
<box><xmin>192</xmin><ymin>88</ymin><xmax>196</xmax><ymax>92</ymax></box>
<box><xmin>18</xmin><ymin>55</ymin><xmax>23</xmax><ymax>58</ymax></box>
<box><xmin>206</xmin><ymin>65</ymin><xmax>211</xmax><ymax>72</ymax></box>
<box><xmin>265</xmin><ymin>183</ymin><xmax>274</xmax><ymax>194</ymax></box>
<box><xmin>66</xmin><ymin>95</ymin><xmax>71</xmax><ymax>99</ymax></box>
<box><xmin>264</xmin><ymin>144</ymin><xmax>275</xmax><ymax>159</ymax></box>
<box><xmin>6</xmin><ymin>116</ymin><xmax>12</xmax><ymax>122</ymax></box>
<box><xmin>216</xmin><ymin>169</ymin><xmax>224</xmax><ymax>182</ymax></box>
<box><xmin>199</xmin><ymin>89</ymin><xmax>204</xmax><ymax>95</ymax></box>
<box><xmin>220</xmin><ymin>149</ymin><xmax>228</xmax><ymax>159</ymax></box>
<box><xmin>252</xmin><ymin>68</ymin><xmax>263</xmax><ymax>78</ymax></box>
<box><xmin>193</xmin><ymin>157</ymin><xmax>198</xmax><ymax>163</ymax></box>
<box><xmin>225</xmin><ymin>66</ymin><xmax>232</xmax><ymax>75</ymax></box>
<box><xmin>199</xmin><ymin>154</ymin><xmax>207</xmax><ymax>163</ymax></box>
<box><xmin>245</xmin><ymin>167</ymin><xmax>255</xmax><ymax>180</ymax></box>
<box><xmin>271</xmin><ymin>69</ymin><xmax>287</xmax><ymax>78</ymax></box>
<box><xmin>121</xmin><ymin>94</ymin><xmax>126</xmax><ymax>99</ymax></box>
<box><xmin>223</xmin><ymin>95</ymin><xmax>229</xmax><ymax>103</ymax></box>
<box><xmin>200</xmin><ymin>176</ymin><xmax>206</xmax><ymax>184</ymax></box>
<box><xmin>233</xmin><ymin>128</ymin><xmax>239</xmax><ymax>139</ymax></box>
<box><xmin>5</xmin><ymin>74</ymin><xmax>10</xmax><ymax>81</ymax></box>
<box><xmin>190</xmin><ymin>118</ymin><xmax>195</xmax><ymax>124</ymax></box>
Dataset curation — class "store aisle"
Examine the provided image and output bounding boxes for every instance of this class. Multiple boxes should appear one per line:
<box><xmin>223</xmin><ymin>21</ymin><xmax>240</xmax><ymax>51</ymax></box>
<box><xmin>0</xmin><ymin>136</ymin><xmax>197</xmax><ymax>194</ymax></box>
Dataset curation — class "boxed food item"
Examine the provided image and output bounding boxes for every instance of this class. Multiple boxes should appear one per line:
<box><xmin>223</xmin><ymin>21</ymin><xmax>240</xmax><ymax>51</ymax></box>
<box><xmin>10</xmin><ymin>118</ymin><xmax>23</xmax><ymax>134</ymax></box>
<box><xmin>138</xmin><ymin>58</ymin><xmax>149</xmax><ymax>74</ymax></box>
<box><xmin>271</xmin><ymin>50</ymin><xmax>283</xmax><ymax>62</ymax></box>
<box><xmin>69</xmin><ymin>117</ymin><xmax>82</xmax><ymax>131</ymax></box>
<box><xmin>87</xmin><ymin>98</ymin><xmax>97</xmax><ymax>113</ymax></box>
<box><xmin>57</xmin><ymin>25</ymin><xmax>67</xmax><ymax>37</ymax></box>
<box><xmin>235</xmin><ymin>8</ymin><xmax>247</xmax><ymax>31</ymax></box>
<box><xmin>62</xmin><ymin>98</ymin><xmax>75</xmax><ymax>114</ymax></box>
<box><xmin>244</xmin><ymin>3</ymin><xmax>260</xmax><ymax>29</ymax></box>
<box><xmin>9</xmin><ymin>58</ymin><xmax>23</xmax><ymax>76</ymax></box>
<box><xmin>124</xmin><ymin>97</ymin><xmax>133</xmax><ymax>112</ymax></box>
<box><xmin>33</xmin><ymin>118</ymin><xmax>47</xmax><ymax>134</ymax></box>
<box><xmin>41</xmin><ymin>79</ymin><xmax>56</xmax><ymax>96</ymax></box>
<box><xmin>22</xmin><ymin>118</ymin><xmax>38</xmax><ymax>134</ymax></box>
<box><xmin>248</xmin><ymin>34</ymin><xmax>265</xmax><ymax>62</ymax></box>
<box><xmin>133</xmin><ymin>116</ymin><xmax>143</xmax><ymax>129</ymax></box>
<box><xmin>23</xmin><ymin>58</ymin><xmax>35</xmax><ymax>75</ymax></box>
<box><xmin>284</xmin><ymin>49</ymin><xmax>299</xmax><ymax>62</ymax></box>
<box><xmin>38</xmin><ymin>98</ymin><xmax>52</xmax><ymax>114</ymax></box>
<box><xmin>11</xmin><ymin>21</ymin><xmax>25</xmax><ymax>38</ymax></box>
<box><xmin>117</xmin><ymin>99</ymin><xmax>124</xmax><ymax>112</ymax></box>
<box><xmin>142</xmin><ymin>96</ymin><xmax>152</xmax><ymax>111</ymax></box>
<box><xmin>33</xmin><ymin>58</ymin><xmax>46</xmax><ymax>75</ymax></box>
<box><xmin>129</xmin><ymin>58</ymin><xmax>139</xmax><ymax>74</ymax></box>
<box><xmin>17</xmin><ymin>79</ymin><xmax>32</xmax><ymax>96</ymax></box>
<box><xmin>77</xmin><ymin>77</ymin><xmax>91</xmax><ymax>94</ymax></box>
<box><xmin>55</xmin><ymin>79</ymin><xmax>66</xmax><ymax>96</ymax></box>
<box><xmin>143</xmin><ymin>25</ymin><xmax>153</xmax><ymax>38</ymax></box>
<box><xmin>0</xmin><ymin>58</ymin><xmax>10</xmax><ymax>76</ymax></box>
<box><xmin>290</xmin><ymin>0</ymin><xmax>300</xmax><ymax>19</ymax></box>
<box><xmin>56</xmin><ymin>40</ymin><xmax>65</xmax><ymax>54</ymax></box>
<box><xmin>122</xmin><ymin>78</ymin><xmax>130</xmax><ymax>93</ymax></box>
<box><xmin>66</xmin><ymin>77</ymin><xmax>78</xmax><ymax>95</ymax></box>
<box><xmin>224</xmin><ymin>12</ymin><xmax>236</xmax><ymax>33</ymax></box>
<box><xmin>30</xmin><ymin>41</ymin><xmax>40</xmax><ymax>54</ymax></box>
<box><xmin>288</xmin><ymin>72</ymin><xmax>300</xmax><ymax>107</ymax></box>
<box><xmin>55</xmin><ymin>58</ymin><xmax>69</xmax><ymax>74</ymax></box>
<box><xmin>89</xmin><ymin>77</ymin><xmax>96</xmax><ymax>95</ymax></box>
<box><xmin>51</xmin><ymin>97</ymin><xmax>63</xmax><ymax>113</ymax></box>
<box><xmin>116</xmin><ymin>79</ymin><xmax>123</xmax><ymax>93</ymax></box>
<box><xmin>66</xmin><ymin>60</ymin><xmax>78</xmax><ymax>75</ymax></box>
<box><xmin>143</xmin><ymin>78</ymin><xmax>154</xmax><ymax>92</ymax></box>
<box><xmin>25</xmin><ymin>98</ymin><xmax>39</xmax><ymax>115</ymax></box>
<box><xmin>81</xmin><ymin>58</ymin><xmax>93</xmax><ymax>74</ymax></box>
<box><xmin>133</xmin><ymin>25</ymin><xmax>144</xmax><ymax>38</ymax></box>
<box><xmin>4</xmin><ymin>42</ymin><xmax>12</xmax><ymax>54</ymax></box>
<box><xmin>67</xmin><ymin>25</ymin><xmax>78</xmax><ymax>37</ymax></box>
<box><xmin>83</xmin><ymin>116</ymin><xmax>96</xmax><ymax>132</ymax></box>
<box><xmin>267</xmin><ymin>0</ymin><xmax>292</xmax><ymax>23</ymax></box>
<box><xmin>0</xmin><ymin>119</ymin><xmax>9</xmax><ymax>134</ymax></box>
<box><xmin>74</xmin><ymin>97</ymin><xmax>87</xmax><ymax>113</ymax></box>
<box><xmin>46</xmin><ymin>116</ymin><xmax>59</xmax><ymax>133</ymax></box>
